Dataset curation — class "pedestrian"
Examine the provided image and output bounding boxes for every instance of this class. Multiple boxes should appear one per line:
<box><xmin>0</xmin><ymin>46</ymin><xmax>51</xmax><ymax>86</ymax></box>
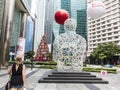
<box><xmin>8</xmin><ymin>57</ymin><xmax>26</xmax><ymax>90</ymax></box>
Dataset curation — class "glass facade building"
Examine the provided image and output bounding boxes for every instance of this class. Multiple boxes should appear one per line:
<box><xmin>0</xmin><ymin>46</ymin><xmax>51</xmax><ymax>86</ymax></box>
<box><xmin>10</xmin><ymin>0</ymin><xmax>32</xmax><ymax>52</ymax></box>
<box><xmin>54</xmin><ymin>0</ymin><xmax>87</xmax><ymax>40</ymax></box>
<box><xmin>25</xmin><ymin>16</ymin><xmax>34</xmax><ymax>52</ymax></box>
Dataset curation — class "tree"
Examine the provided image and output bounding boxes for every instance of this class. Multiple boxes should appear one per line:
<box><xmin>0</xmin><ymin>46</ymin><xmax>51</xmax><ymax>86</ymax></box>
<box><xmin>90</xmin><ymin>42</ymin><xmax>120</xmax><ymax>65</ymax></box>
<box><xmin>25</xmin><ymin>50</ymin><xmax>35</xmax><ymax>60</ymax></box>
<box><xmin>98</xmin><ymin>54</ymin><xmax>106</xmax><ymax>65</ymax></box>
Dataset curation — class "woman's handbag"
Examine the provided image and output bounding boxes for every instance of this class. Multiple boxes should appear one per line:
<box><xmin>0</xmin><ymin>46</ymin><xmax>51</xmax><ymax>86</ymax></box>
<box><xmin>5</xmin><ymin>80</ymin><xmax>11</xmax><ymax>90</ymax></box>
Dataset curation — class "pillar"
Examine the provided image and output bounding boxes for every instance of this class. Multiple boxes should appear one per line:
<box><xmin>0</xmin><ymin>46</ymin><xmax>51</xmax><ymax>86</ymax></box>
<box><xmin>0</xmin><ymin>0</ymin><xmax>15</xmax><ymax>69</ymax></box>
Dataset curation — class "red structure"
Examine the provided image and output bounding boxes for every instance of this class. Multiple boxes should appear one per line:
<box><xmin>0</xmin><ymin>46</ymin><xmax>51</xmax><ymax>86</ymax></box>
<box><xmin>36</xmin><ymin>35</ymin><xmax>50</xmax><ymax>61</ymax></box>
<box><xmin>54</xmin><ymin>9</ymin><xmax>69</xmax><ymax>24</ymax></box>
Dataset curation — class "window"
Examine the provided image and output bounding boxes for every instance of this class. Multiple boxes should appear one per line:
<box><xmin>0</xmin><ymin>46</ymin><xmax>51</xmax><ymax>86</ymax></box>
<box><xmin>108</xmin><ymin>33</ymin><xmax>112</xmax><ymax>35</ymax></box>
<box><xmin>102</xmin><ymin>21</ymin><xmax>105</xmax><ymax>24</ymax></box>
<box><xmin>97</xmin><ymin>35</ymin><xmax>100</xmax><ymax>37</ymax></box>
<box><xmin>115</xmin><ymin>41</ymin><xmax>119</xmax><ymax>44</ymax></box>
<box><xmin>108</xmin><ymin>37</ymin><xmax>112</xmax><ymax>40</ymax></box>
<box><xmin>97</xmin><ymin>27</ymin><xmax>100</xmax><ymax>30</ymax></box>
<box><xmin>102</xmin><ymin>34</ymin><xmax>106</xmax><ymax>36</ymax></box>
<box><xmin>114</xmin><ymin>31</ymin><xmax>118</xmax><ymax>34</ymax></box>
<box><xmin>97</xmin><ymin>23</ymin><xmax>100</xmax><ymax>26</ymax></box>
<box><xmin>114</xmin><ymin>36</ymin><xmax>119</xmax><ymax>39</ymax></box>
<box><xmin>102</xmin><ymin>38</ymin><xmax>106</xmax><ymax>41</ymax></box>
<box><xmin>97</xmin><ymin>31</ymin><xmax>100</xmax><ymax>33</ymax></box>
<box><xmin>93</xmin><ymin>40</ymin><xmax>96</xmax><ymax>42</ymax></box>
<box><xmin>113</xmin><ymin>22</ymin><xmax>117</xmax><ymax>25</ymax></box>
<box><xmin>107</xmin><ymin>24</ymin><xmax>111</xmax><ymax>27</ymax></box>
<box><xmin>102</xmin><ymin>30</ymin><xmax>106</xmax><ymax>32</ymax></box>
<box><xmin>114</xmin><ymin>27</ymin><xmax>118</xmax><ymax>30</ymax></box>
<box><xmin>102</xmin><ymin>26</ymin><xmax>106</xmax><ymax>28</ymax></box>
<box><xmin>108</xmin><ymin>28</ymin><xmax>111</xmax><ymax>31</ymax></box>
<box><xmin>97</xmin><ymin>39</ymin><xmax>101</xmax><ymax>41</ymax></box>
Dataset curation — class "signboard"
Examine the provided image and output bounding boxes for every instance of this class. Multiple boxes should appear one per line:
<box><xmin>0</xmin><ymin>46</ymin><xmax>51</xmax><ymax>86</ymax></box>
<box><xmin>15</xmin><ymin>37</ymin><xmax>25</xmax><ymax>61</ymax></box>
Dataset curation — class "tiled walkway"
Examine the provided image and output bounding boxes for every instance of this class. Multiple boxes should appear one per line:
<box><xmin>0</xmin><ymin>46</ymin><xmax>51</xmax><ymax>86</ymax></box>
<box><xmin>1</xmin><ymin>66</ymin><xmax>120</xmax><ymax>90</ymax></box>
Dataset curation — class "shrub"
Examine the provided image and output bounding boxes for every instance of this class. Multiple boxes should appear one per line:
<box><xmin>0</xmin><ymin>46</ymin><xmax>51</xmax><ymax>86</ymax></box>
<box><xmin>83</xmin><ymin>67</ymin><xmax>117</xmax><ymax>74</ymax></box>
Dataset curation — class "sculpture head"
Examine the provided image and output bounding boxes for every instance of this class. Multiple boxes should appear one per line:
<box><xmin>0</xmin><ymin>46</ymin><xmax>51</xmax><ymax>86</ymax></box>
<box><xmin>64</xmin><ymin>18</ymin><xmax>77</xmax><ymax>32</ymax></box>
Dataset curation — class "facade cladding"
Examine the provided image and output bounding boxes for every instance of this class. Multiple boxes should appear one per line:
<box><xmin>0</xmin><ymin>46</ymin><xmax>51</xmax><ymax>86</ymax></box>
<box><xmin>21</xmin><ymin>0</ymin><xmax>32</xmax><ymax>14</ymax></box>
<box><xmin>10</xmin><ymin>6</ymin><xmax>21</xmax><ymax>52</ymax></box>
<box><xmin>59</xmin><ymin>0</ymin><xmax>87</xmax><ymax>40</ymax></box>
<box><xmin>0</xmin><ymin>0</ymin><xmax>4</xmax><ymax>35</ymax></box>
<box><xmin>44</xmin><ymin>0</ymin><xmax>54</xmax><ymax>44</ymax></box>
<box><xmin>25</xmin><ymin>16</ymin><xmax>34</xmax><ymax>52</ymax></box>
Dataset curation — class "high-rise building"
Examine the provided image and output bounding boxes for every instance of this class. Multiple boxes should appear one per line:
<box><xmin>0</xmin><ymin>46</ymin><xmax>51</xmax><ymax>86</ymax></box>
<box><xmin>33</xmin><ymin>0</ymin><xmax>54</xmax><ymax>54</ymax></box>
<box><xmin>33</xmin><ymin>0</ymin><xmax>45</xmax><ymax>53</ymax></box>
<box><xmin>54</xmin><ymin>0</ymin><xmax>87</xmax><ymax>40</ymax></box>
<box><xmin>87</xmin><ymin>0</ymin><xmax>120</xmax><ymax>56</ymax></box>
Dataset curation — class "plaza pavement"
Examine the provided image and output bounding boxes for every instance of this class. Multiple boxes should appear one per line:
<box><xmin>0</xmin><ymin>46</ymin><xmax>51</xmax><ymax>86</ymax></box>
<box><xmin>0</xmin><ymin>65</ymin><xmax>120</xmax><ymax>90</ymax></box>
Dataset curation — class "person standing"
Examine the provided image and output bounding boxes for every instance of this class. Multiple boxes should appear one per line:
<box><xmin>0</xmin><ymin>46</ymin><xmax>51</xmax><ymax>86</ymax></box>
<box><xmin>8</xmin><ymin>57</ymin><xmax>26</xmax><ymax>90</ymax></box>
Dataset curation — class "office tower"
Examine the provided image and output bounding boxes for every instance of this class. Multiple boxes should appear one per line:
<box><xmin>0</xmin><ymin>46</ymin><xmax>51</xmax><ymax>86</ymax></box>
<box><xmin>54</xmin><ymin>0</ymin><xmax>87</xmax><ymax>40</ymax></box>
<box><xmin>33</xmin><ymin>0</ymin><xmax>46</xmax><ymax>53</ymax></box>
<box><xmin>87</xmin><ymin>0</ymin><xmax>120</xmax><ymax>56</ymax></box>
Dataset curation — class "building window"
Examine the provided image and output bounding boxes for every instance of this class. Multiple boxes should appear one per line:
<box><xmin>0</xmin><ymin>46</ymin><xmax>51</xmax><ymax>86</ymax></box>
<box><xmin>107</xmin><ymin>24</ymin><xmax>111</xmax><ymax>27</ymax></box>
<box><xmin>113</xmin><ymin>22</ymin><xmax>117</xmax><ymax>25</ymax></box>
<box><xmin>97</xmin><ymin>39</ymin><xmax>101</xmax><ymax>41</ymax></box>
<box><xmin>102</xmin><ymin>30</ymin><xmax>106</xmax><ymax>32</ymax></box>
<box><xmin>114</xmin><ymin>31</ymin><xmax>118</xmax><ymax>34</ymax></box>
<box><xmin>102</xmin><ymin>21</ymin><xmax>105</xmax><ymax>24</ymax></box>
<box><xmin>114</xmin><ymin>27</ymin><xmax>118</xmax><ymax>30</ymax></box>
<box><xmin>115</xmin><ymin>41</ymin><xmax>119</xmax><ymax>44</ymax></box>
<box><xmin>97</xmin><ymin>35</ymin><xmax>100</xmax><ymax>37</ymax></box>
<box><xmin>97</xmin><ymin>27</ymin><xmax>100</xmax><ymax>30</ymax></box>
<box><xmin>102</xmin><ymin>34</ymin><xmax>106</xmax><ymax>36</ymax></box>
<box><xmin>97</xmin><ymin>23</ymin><xmax>100</xmax><ymax>26</ymax></box>
<box><xmin>102</xmin><ymin>26</ymin><xmax>106</xmax><ymax>28</ymax></box>
<box><xmin>108</xmin><ymin>37</ymin><xmax>112</xmax><ymax>40</ymax></box>
<box><xmin>97</xmin><ymin>19</ymin><xmax>100</xmax><ymax>22</ymax></box>
<box><xmin>102</xmin><ymin>38</ymin><xmax>106</xmax><ymax>41</ymax></box>
<box><xmin>114</xmin><ymin>36</ymin><xmax>119</xmax><ymax>39</ymax></box>
<box><xmin>108</xmin><ymin>33</ymin><xmax>112</xmax><ymax>35</ymax></box>
<box><xmin>93</xmin><ymin>36</ymin><xmax>96</xmax><ymax>38</ymax></box>
<box><xmin>108</xmin><ymin>28</ymin><xmax>112</xmax><ymax>31</ymax></box>
<box><xmin>97</xmin><ymin>31</ymin><xmax>100</xmax><ymax>33</ymax></box>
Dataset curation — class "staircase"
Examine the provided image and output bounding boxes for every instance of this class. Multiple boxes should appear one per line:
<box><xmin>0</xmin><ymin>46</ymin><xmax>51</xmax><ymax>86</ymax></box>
<box><xmin>38</xmin><ymin>71</ymin><xmax>108</xmax><ymax>84</ymax></box>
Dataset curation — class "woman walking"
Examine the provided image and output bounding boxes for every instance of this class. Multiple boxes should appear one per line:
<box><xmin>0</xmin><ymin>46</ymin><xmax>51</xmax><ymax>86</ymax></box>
<box><xmin>8</xmin><ymin>57</ymin><xmax>26</xmax><ymax>90</ymax></box>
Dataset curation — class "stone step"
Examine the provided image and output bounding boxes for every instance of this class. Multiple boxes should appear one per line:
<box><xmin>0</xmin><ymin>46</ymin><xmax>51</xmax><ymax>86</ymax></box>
<box><xmin>52</xmin><ymin>72</ymin><xmax>91</xmax><ymax>75</ymax></box>
<box><xmin>38</xmin><ymin>80</ymin><xmax>108</xmax><ymax>84</ymax></box>
<box><xmin>48</xmin><ymin>74</ymin><xmax>96</xmax><ymax>77</ymax></box>
<box><xmin>44</xmin><ymin>77</ymin><xmax>102</xmax><ymax>80</ymax></box>
<box><xmin>38</xmin><ymin>71</ymin><xmax>108</xmax><ymax>84</ymax></box>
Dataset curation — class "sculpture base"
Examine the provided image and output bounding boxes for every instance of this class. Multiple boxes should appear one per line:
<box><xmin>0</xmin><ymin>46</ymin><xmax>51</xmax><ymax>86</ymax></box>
<box><xmin>38</xmin><ymin>71</ymin><xmax>108</xmax><ymax>84</ymax></box>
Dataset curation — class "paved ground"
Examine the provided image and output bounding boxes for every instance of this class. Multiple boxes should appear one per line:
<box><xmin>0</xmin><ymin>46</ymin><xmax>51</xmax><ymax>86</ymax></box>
<box><xmin>1</xmin><ymin>65</ymin><xmax>120</xmax><ymax>90</ymax></box>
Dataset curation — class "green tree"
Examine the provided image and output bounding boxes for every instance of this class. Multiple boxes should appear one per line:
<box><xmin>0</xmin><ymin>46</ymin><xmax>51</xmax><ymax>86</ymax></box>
<box><xmin>25</xmin><ymin>50</ymin><xmax>35</xmax><ymax>60</ymax></box>
<box><xmin>98</xmin><ymin>53</ymin><xmax>106</xmax><ymax>65</ymax></box>
<box><xmin>90</xmin><ymin>42</ymin><xmax>120</xmax><ymax>65</ymax></box>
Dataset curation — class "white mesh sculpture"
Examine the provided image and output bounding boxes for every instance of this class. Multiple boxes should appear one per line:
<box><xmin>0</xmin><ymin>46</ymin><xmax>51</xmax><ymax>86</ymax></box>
<box><xmin>53</xmin><ymin>18</ymin><xmax>86</xmax><ymax>72</ymax></box>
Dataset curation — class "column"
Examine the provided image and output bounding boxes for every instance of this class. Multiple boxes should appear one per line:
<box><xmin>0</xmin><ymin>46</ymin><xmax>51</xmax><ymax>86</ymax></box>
<box><xmin>0</xmin><ymin>0</ymin><xmax>15</xmax><ymax>69</ymax></box>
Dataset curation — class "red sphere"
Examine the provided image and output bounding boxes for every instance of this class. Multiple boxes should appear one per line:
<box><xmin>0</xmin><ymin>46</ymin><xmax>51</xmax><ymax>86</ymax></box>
<box><xmin>54</xmin><ymin>9</ymin><xmax>69</xmax><ymax>25</ymax></box>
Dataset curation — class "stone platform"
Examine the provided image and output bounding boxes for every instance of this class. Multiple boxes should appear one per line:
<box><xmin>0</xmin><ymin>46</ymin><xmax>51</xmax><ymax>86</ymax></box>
<box><xmin>38</xmin><ymin>71</ymin><xmax>108</xmax><ymax>84</ymax></box>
